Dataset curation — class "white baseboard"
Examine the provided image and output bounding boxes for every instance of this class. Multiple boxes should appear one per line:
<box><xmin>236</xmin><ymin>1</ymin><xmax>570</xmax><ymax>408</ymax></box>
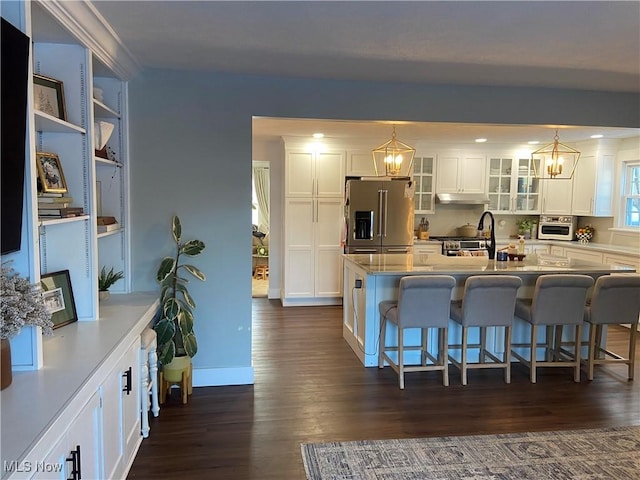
<box><xmin>192</xmin><ymin>366</ymin><xmax>255</xmax><ymax>386</ymax></box>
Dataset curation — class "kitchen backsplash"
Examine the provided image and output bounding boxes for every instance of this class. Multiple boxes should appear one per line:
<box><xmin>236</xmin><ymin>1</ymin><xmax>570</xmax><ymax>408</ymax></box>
<box><xmin>414</xmin><ymin>204</ymin><xmax>537</xmax><ymax>239</ymax></box>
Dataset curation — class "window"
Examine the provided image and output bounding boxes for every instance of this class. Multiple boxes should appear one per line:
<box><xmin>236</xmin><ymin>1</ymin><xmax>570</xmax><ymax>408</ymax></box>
<box><xmin>622</xmin><ymin>162</ymin><xmax>640</xmax><ymax>228</ymax></box>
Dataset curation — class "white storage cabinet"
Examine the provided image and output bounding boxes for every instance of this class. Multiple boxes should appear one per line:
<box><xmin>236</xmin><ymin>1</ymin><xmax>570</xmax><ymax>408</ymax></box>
<box><xmin>436</xmin><ymin>154</ymin><xmax>487</xmax><ymax>194</ymax></box>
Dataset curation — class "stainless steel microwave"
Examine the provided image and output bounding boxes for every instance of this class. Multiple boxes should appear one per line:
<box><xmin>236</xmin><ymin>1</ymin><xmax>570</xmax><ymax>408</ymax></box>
<box><xmin>538</xmin><ymin>215</ymin><xmax>577</xmax><ymax>240</ymax></box>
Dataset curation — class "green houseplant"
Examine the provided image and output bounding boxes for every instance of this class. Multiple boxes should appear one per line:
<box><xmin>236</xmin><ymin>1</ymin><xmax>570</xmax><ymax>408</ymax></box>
<box><xmin>153</xmin><ymin>215</ymin><xmax>206</xmax><ymax>367</ymax></box>
<box><xmin>98</xmin><ymin>266</ymin><xmax>124</xmax><ymax>301</ymax></box>
<box><xmin>516</xmin><ymin>218</ymin><xmax>534</xmax><ymax>239</ymax></box>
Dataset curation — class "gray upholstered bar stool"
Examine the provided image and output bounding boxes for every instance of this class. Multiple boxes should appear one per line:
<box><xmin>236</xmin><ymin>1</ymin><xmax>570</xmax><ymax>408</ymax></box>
<box><xmin>512</xmin><ymin>274</ymin><xmax>594</xmax><ymax>383</ymax></box>
<box><xmin>584</xmin><ymin>274</ymin><xmax>640</xmax><ymax>381</ymax></box>
<box><xmin>378</xmin><ymin>275</ymin><xmax>456</xmax><ymax>389</ymax></box>
<box><xmin>448</xmin><ymin>275</ymin><xmax>522</xmax><ymax>386</ymax></box>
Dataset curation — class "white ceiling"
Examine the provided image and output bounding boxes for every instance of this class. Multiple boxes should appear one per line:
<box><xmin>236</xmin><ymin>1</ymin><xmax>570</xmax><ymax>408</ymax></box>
<box><xmin>89</xmin><ymin>1</ymin><xmax>640</xmax><ymax>143</ymax></box>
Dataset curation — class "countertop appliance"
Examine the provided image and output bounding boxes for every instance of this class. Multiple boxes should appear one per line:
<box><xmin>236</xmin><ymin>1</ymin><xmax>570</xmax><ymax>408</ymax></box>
<box><xmin>345</xmin><ymin>178</ymin><xmax>414</xmax><ymax>254</ymax></box>
<box><xmin>429</xmin><ymin>236</ymin><xmax>490</xmax><ymax>256</ymax></box>
<box><xmin>538</xmin><ymin>215</ymin><xmax>577</xmax><ymax>240</ymax></box>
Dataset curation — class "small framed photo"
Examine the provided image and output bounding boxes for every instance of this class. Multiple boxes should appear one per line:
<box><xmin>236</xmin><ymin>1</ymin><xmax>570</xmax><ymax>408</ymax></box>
<box><xmin>40</xmin><ymin>270</ymin><xmax>77</xmax><ymax>329</ymax></box>
<box><xmin>36</xmin><ymin>151</ymin><xmax>68</xmax><ymax>193</ymax></box>
<box><xmin>33</xmin><ymin>74</ymin><xmax>67</xmax><ymax>121</ymax></box>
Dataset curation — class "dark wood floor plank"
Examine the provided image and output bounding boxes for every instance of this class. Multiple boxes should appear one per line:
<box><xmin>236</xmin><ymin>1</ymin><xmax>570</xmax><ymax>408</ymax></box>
<box><xmin>129</xmin><ymin>298</ymin><xmax>640</xmax><ymax>479</ymax></box>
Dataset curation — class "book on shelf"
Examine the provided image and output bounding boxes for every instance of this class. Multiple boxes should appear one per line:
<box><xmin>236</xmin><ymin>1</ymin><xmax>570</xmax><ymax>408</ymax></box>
<box><xmin>37</xmin><ymin>195</ymin><xmax>74</xmax><ymax>203</ymax></box>
<box><xmin>97</xmin><ymin>223</ymin><xmax>120</xmax><ymax>233</ymax></box>
<box><xmin>38</xmin><ymin>202</ymin><xmax>71</xmax><ymax>209</ymax></box>
<box><xmin>38</xmin><ymin>207</ymin><xmax>84</xmax><ymax>217</ymax></box>
<box><xmin>97</xmin><ymin>216</ymin><xmax>117</xmax><ymax>226</ymax></box>
<box><xmin>37</xmin><ymin>192</ymin><xmax>65</xmax><ymax>198</ymax></box>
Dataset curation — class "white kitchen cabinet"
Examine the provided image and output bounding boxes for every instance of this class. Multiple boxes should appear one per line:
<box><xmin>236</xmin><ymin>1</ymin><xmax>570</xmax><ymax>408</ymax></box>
<box><xmin>31</xmin><ymin>391</ymin><xmax>101</xmax><ymax>480</ymax></box>
<box><xmin>345</xmin><ymin>150</ymin><xmax>376</xmax><ymax>177</ymax></box>
<box><xmin>487</xmin><ymin>157</ymin><xmax>541</xmax><ymax>214</ymax></box>
<box><xmin>571</xmin><ymin>140</ymin><xmax>618</xmax><ymax>216</ymax></box>
<box><xmin>563</xmin><ymin>247</ymin><xmax>603</xmax><ymax>264</ymax></box>
<box><xmin>541</xmin><ymin>177</ymin><xmax>573</xmax><ymax>214</ymax></box>
<box><xmin>603</xmin><ymin>253</ymin><xmax>640</xmax><ymax>271</ymax></box>
<box><xmin>413</xmin><ymin>155</ymin><xmax>435</xmax><ymax>213</ymax></box>
<box><xmin>283</xmin><ymin>197</ymin><xmax>343</xmax><ymax>304</ymax></box>
<box><xmin>436</xmin><ymin>154</ymin><xmax>486</xmax><ymax>194</ymax></box>
<box><xmin>102</xmin><ymin>338</ymin><xmax>141</xmax><ymax>480</ymax></box>
<box><xmin>549</xmin><ymin>245</ymin><xmax>566</xmax><ymax>257</ymax></box>
<box><xmin>413</xmin><ymin>242</ymin><xmax>442</xmax><ymax>255</ymax></box>
<box><xmin>285</xmin><ymin>150</ymin><xmax>345</xmax><ymax>197</ymax></box>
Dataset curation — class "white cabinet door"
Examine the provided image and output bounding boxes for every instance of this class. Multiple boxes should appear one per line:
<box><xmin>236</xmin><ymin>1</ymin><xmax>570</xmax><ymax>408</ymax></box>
<box><xmin>314</xmin><ymin>198</ymin><xmax>344</xmax><ymax>297</ymax></box>
<box><xmin>284</xmin><ymin>198</ymin><xmax>315</xmax><ymax>297</ymax></box>
<box><xmin>413</xmin><ymin>156</ymin><xmax>435</xmax><ymax>213</ymax></box>
<box><xmin>550</xmin><ymin>245</ymin><xmax>565</xmax><ymax>257</ymax></box>
<box><xmin>563</xmin><ymin>247</ymin><xmax>603</xmax><ymax>264</ymax></box>
<box><xmin>315</xmin><ymin>151</ymin><xmax>345</xmax><ymax>197</ymax></box>
<box><xmin>285</xmin><ymin>152</ymin><xmax>314</xmax><ymax>197</ymax></box>
<box><xmin>603</xmin><ymin>253</ymin><xmax>640</xmax><ymax>271</ymax></box>
<box><xmin>435</xmin><ymin>156</ymin><xmax>460</xmax><ymax>193</ymax></box>
<box><xmin>541</xmin><ymin>178</ymin><xmax>573</xmax><ymax>214</ymax></box>
<box><xmin>31</xmin><ymin>392</ymin><xmax>101</xmax><ymax>480</ymax></box>
<box><xmin>460</xmin><ymin>155</ymin><xmax>487</xmax><ymax>193</ymax></box>
<box><xmin>436</xmin><ymin>155</ymin><xmax>486</xmax><ymax>193</ymax></box>
<box><xmin>572</xmin><ymin>152</ymin><xmax>615</xmax><ymax>217</ymax></box>
<box><xmin>101</xmin><ymin>338</ymin><xmax>141</xmax><ymax>480</ymax></box>
<box><xmin>346</xmin><ymin>150</ymin><xmax>375</xmax><ymax>177</ymax></box>
<box><xmin>285</xmin><ymin>150</ymin><xmax>345</xmax><ymax>198</ymax></box>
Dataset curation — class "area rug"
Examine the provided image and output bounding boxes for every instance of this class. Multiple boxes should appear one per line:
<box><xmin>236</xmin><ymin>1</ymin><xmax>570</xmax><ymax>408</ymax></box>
<box><xmin>301</xmin><ymin>425</ymin><xmax>640</xmax><ymax>479</ymax></box>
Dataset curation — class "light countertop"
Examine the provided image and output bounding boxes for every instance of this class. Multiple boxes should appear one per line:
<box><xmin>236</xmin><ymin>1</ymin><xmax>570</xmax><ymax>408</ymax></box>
<box><xmin>343</xmin><ymin>253</ymin><xmax>636</xmax><ymax>276</ymax></box>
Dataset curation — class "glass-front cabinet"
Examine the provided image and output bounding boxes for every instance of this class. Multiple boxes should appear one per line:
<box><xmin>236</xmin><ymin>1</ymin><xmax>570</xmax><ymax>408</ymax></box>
<box><xmin>487</xmin><ymin>157</ymin><xmax>540</xmax><ymax>214</ymax></box>
<box><xmin>413</xmin><ymin>155</ymin><xmax>435</xmax><ymax>214</ymax></box>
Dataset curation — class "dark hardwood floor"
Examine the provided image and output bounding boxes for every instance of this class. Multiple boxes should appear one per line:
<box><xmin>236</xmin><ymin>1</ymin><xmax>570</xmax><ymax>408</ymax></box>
<box><xmin>129</xmin><ymin>298</ymin><xmax>640</xmax><ymax>479</ymax></box>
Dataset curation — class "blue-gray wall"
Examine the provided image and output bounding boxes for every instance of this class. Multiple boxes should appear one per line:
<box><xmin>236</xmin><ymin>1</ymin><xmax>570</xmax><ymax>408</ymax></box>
<box><xmin>129</xmin><ymin>69</ymin><xmax>639</xmax><ymax>385</ymax></box>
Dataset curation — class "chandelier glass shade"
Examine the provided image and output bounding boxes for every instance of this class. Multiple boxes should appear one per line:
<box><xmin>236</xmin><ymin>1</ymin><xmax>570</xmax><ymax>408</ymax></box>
<box><xmin>372</xmin><ymin>126</ymin><xmax>415</xmax><ymax>177</ymax></box>
<box><xmin>531</xmin><ymin>129</ymin><xmax>580</xmax><ymax>180</ymax></box>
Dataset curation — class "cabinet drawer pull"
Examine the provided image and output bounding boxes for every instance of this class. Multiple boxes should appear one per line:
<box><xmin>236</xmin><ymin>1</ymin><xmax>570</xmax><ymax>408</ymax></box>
<box><xmin>122</xmin><ymin>366</ymin><xmax>132</xmax><ymax>395</ymax></box>
<box><xmin>66</xmin><ymin>445</ymin><xmax>81</xmax><ymax>480</ymax></box>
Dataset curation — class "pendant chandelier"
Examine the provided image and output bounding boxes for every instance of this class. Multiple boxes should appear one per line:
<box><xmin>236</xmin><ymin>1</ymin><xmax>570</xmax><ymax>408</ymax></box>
<box><xmin>531</xmin><ymin>129</ymin><xmax>580</xmax><ymax>179</ymax></box>
<box><xmin>372</xmin><ymin>126</ymin><xmax>415</xmax><ymax>177</ymax></box>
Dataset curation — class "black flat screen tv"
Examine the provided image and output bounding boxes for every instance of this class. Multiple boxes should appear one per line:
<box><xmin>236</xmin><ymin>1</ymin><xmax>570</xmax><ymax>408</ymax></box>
<box><xmin>1</xmin><ymin>18</ymin><xmax>30</xmax><ymax>255</ymax></box>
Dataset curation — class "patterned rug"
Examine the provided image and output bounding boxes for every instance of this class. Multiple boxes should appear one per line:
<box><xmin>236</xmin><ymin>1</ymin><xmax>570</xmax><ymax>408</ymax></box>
<box><xmin>301</xmin><ymin>426</ymin><xmax>640</xmax><ymax>479</ymax></box>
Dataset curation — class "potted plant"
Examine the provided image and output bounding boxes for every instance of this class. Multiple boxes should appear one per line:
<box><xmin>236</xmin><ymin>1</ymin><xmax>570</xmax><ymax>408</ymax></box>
<box><xmin>153</xmin><ymin>215</ymin><xmax>206</xmax><ymax>382</ymax></box>
<box><xmin>1</xmin><ymin>265</ymin><xmax>54</xmax><ymax>389</ymax></box>
<box><xmin>98</xmin><ymin>266</ymin><xmax>124</xmax><ymax>301</ymax></box>
<box><xmin>516</xmin><ymin>218</ymin><xmax>534</xmax><ymax>239</ymax></box>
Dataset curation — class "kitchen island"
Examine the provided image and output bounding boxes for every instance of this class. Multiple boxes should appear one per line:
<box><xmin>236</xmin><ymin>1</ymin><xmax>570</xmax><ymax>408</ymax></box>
<box><xmin>343</xmin><ymin>253</ymin><xmax>635</xmax><ymax>367</ymax></box>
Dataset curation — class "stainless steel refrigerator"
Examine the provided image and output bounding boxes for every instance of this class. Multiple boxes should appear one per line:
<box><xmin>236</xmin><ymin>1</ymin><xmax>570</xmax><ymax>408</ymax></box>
<box><xmin>345</xmin><ymin>179</ymin><xmax>414</xmax><ymax>254</ymax></box>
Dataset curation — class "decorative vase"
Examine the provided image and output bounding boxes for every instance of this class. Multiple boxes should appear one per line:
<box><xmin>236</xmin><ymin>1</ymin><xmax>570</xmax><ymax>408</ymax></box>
<box><xmin>1</xmin><ymin>338</ymin><xmax>12</xmax><ymax>390</ymax></box>
<box><xmin>99</xmin><ymin>290</ymin><xmax>110</xmax><ymax>301</ymax></box>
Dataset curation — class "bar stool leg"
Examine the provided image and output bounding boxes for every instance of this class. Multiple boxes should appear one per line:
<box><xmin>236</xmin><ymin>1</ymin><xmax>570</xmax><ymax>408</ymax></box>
<box><xmin>574</xmin><ymin>324</ymin><xmax>582</xmax><ymax>383</ymax></box>
<box><xmin>398</xmin><ymin>329</ymin><xmax>405</xmax><ymax>390</ymax></box>
<box><xmin>530</xmin><ymin>325</ymin><xmax>538</xmax><ymax>383</ymax></box>
<box><xmin>504</xmin><ymin>325</ymin><xmax>512</xmax><ymax>384</ymax></box>
<box><xmin>442</xmin><ymin>327</ymin><xmax>449</xmax><ymax>387</ymax></box>
<box><xmin>378</xmin><ymin>317</ymin><xmax>387</xmax><ymax>369</ymax></box>
<box><xmin>461</xmin><ymin>327</ymin><xmax>468</xmax><ymax>386</ymax></box>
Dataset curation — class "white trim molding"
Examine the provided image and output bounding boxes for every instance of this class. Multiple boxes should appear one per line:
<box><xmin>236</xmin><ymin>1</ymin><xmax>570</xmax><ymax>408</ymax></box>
<box><xmin>192</xmin><ymin>366</ymin><xmax>255</xmax><ymax>386</ymax></box>
<box><xmin>36</xmin><ymin>0</ymin><xmax>141</xmax><ymax>80</ymax></box>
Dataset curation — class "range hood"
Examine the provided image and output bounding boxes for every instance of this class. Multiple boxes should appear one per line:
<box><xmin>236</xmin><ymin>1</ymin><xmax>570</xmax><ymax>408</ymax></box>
<box><xmin>436</xmin><ymin>193</ymin><xmax>490</xmax><ymax>205</ymax></box>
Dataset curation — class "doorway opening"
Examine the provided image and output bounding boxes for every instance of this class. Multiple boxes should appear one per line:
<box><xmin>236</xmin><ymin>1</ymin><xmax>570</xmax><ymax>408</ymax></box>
<box><xmin>252</xmin><ymin>161</ymin><xmax>269</xmax><ymax>297</ymax></box>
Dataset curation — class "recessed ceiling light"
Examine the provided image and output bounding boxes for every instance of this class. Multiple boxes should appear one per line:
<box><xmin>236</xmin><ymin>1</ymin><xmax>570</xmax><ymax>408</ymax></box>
<box><xmin>312</xmin><ymin>133</ymin><xmax>324</xmax><ymax>139</ymax></box>
<box><xmin>475</xmin><ymin>138</ymin><xmax>487</xmax><ymax>143</ymax></box>
<box><xmin>590</xmin><ymin>134</ymin><xmax>603</xmax><ymax>139</ymax></box>
<box><xmin>528</xmin><ymin>141</ymin><xmax>540</xmax><ymax>145</ymax></box>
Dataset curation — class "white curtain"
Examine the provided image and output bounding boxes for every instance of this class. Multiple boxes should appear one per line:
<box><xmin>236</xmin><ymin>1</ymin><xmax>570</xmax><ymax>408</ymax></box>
<box><xmin>253</xmin><ymin>166</ymin><xmax>270</xmax><ymax>233</ymax></box>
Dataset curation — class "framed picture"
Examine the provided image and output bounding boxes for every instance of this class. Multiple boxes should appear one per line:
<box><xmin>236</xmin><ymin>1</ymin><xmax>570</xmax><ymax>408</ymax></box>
<box><xmin>33</xmin><ymin>74</ymin><xmax>66</xmax><ymax>121</ymax></box>
<box><xmin>36</xmin><ymin>152</ymin><xmax>68</xmax><ymax>193</ymax></box>
<box><xmin>40</xmin><ymin>270</ymin><xmax>77</xmax><ymax>329</ymax></box>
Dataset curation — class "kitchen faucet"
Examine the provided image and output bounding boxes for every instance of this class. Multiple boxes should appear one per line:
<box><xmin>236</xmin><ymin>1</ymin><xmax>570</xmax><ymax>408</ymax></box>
<box><xmin>477</xmin><ymin>210</ymin><xmax>496</xmax><ymax>259</ymax></box>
